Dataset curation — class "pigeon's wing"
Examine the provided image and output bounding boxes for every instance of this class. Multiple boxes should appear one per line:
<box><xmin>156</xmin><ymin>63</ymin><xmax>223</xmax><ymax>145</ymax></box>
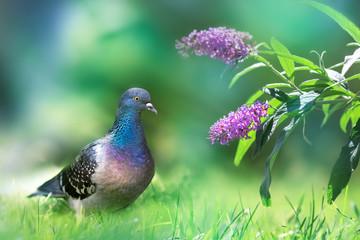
<box><xmin>59</xmin><ymin>140</ymin><xmax>103</xmax><ymax>200</ymax></box>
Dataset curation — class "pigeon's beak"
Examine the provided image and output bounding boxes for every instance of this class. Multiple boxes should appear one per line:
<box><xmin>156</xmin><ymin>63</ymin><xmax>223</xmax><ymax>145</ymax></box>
<box><xmin>145</xmin><ymin>103</ymin><xmax>157</xmax><ymax>115</ymax></box>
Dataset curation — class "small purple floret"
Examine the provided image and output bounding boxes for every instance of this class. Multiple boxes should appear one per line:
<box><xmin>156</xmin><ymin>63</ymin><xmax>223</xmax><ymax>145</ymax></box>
<box><xmin>176</xmin><ymin>27</ymin><xmax>256</xmax><ymax>64</ymax></box>
<box><xmin>208</xmin><ymin>101</ymin><xmax>270</xmax><ymax>145</ymax></box>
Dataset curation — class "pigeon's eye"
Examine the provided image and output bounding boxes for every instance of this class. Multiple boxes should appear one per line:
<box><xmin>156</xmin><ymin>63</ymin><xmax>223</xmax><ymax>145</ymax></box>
<box><xmin>134</xmin><ymin>97</ymin><xmax>140</xmax><ymax>101</ymax></box>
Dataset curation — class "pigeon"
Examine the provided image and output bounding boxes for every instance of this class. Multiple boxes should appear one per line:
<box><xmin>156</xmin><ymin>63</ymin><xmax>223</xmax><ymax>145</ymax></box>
<box><xmin>29</xmin><ymin>88</ymin><xmax>157</xmax><ymax>212</ymax></box>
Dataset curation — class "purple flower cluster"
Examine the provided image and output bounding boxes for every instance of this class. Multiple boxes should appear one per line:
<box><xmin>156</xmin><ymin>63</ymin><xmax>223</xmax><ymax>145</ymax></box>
<box><xmin>176</xmin><ymin>27</ymin><xmax>256</xmax><ymax>64</ymax></box>
<box><xmin>208</xmin><ymin>101</ymin><xmax>270</xmax><ymax>145</ymax></box>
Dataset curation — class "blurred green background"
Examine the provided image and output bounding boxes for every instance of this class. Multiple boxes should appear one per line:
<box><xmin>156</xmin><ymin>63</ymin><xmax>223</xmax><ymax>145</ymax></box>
<box><xmin>0</xmin><ymin>0</ymin><xmax>360</xmax><ymax>200</ymax></box>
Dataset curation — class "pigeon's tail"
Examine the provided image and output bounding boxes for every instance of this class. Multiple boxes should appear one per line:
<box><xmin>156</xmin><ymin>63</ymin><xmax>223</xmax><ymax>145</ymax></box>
<box><xmin>28</xmin><ymin>174</ymin><xmax>66</xmax><ymax>198</ymax></box>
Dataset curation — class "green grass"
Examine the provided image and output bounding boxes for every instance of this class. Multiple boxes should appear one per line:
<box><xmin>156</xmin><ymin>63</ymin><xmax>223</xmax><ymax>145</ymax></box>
<box><xmin>1</xmin><ymin>169</ymin><xmax>360</xmax><ymax>240</ymax></box>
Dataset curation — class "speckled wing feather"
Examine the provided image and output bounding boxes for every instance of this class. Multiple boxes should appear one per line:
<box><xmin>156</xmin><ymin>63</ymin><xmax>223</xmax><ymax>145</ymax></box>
<box><xmin>60</xmin><ymin>141</ymin><xmax>102</xmax><ymax>200</ymax></box>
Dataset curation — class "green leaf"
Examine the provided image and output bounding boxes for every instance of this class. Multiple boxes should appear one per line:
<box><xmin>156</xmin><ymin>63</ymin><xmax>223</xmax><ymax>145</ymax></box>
<box><xmin>323</xmin><ymin>74</ymin><xmax>360</xmax><ymax>95</ymax></box>
<box><xmin>246</xmin><ymin>90</ymin><xmax>264</xmax><ymax>104</ymax></box>
<box><xmin>233</xmin><ymin>97</ymin><xmax>283</xmax><ymax>167</ymax></box>
<box><xmin>347</xmin><ymin>42</ymin><xmax>360</xmax><ymax>48</ymax></box>
<box><xmin>264</xmin><ymin>83</ymin><xmax>292</xmax><ymax>89</ymax></box>
<box><xmin>271</xmin><ymin>38</ymin><xmax>295</xmax><ymax>80</ymax></box>
<box><xmin>321</xmin><ymin>101</ymin><xmax>345</xmax><ymax>128</ymax></box>
<box><xmin>260</xmin><ymin>51</ymin><xmax>322</xmax><ymax>73</ymax></box>
<box><xmin>258</xmin><ymin>92</ymin><xmax>319</xmax><ymax>206</ymax></box>
<box><xmin>299</xmin><ymin>79</ymin><xmax>331</xmax><ymax>90</ymax></box>
<box><xmin>286</xmin><ymin>91</ymin><xmax>319</xmax><ymax>112</ymax></box>
<box><xmin>340</xmin><ymin>104</ymin><xmax>360</xmax><ymax>133</ymax></box>
<box><xmin>255</xmin><ymin>42</ymin><xmax>271</xmax><ymax>50</ymax></box>
<box><xmin>328</xmin><ymin>117</ymin><xmax>360</xmax><ymax>203</ymax></box>
<box><xmin>325</xmin><ymin>69</ymin><xmax>345</xmax><ymax>82</ymax></box>
<box><xmin>254</xmin><ymin>92</ymin><xmax>319</xmax><ymax>157</ymax></box>
<box><xmin>267</xmin><ymin>98</ymin><xmax>282</xmax><ymax>115</ymax></box>
<box><xmin>234</xmin><ymin>131</ymin><xmax>255</xmax><ymax>166</ymax></box>
<box><xmin>254</xmin><ymin>104</ymin><xmax>292</xmax><ymax>158</ymax></box>
<box><xmin>243</xmin><ymin>83</ymin><xmax>292</xmax><ymax>105</ymax></box>
<box><xmin>233</xmin><ymin>91</ymin><xmax>270</xmax><ymax>166</ymax></box>
<box><xmin>250</xmin><ymin>55</ymin><xmax>272</xmax><ymax>67</ymax></box>
<box><xmin>304</xmin><ymin>1</ymin><xmax>360</xmax><ymax>44</ymax></box>
<box><xmin>325</xmin><ymin>69</ymin><xmax>348</xmax><ymax>89</ymax></box>
<box><xmin>351</xmin><ymin>106</ymin><xmax>360</xmax><ymax>125</ymax></box>
<box><xmin>260</xmin><ymin>114</ymin><xmax>306</xmax><ymax>206</ymax></box>
<box><xmin>342</xmin><ymin>48</ymin><xmax>360</xmax><ymax>75</ymax></box>
<box><xmin>280</xmin><ymin>66</ymin><xmax>311</xmax><ymax>75</ymax></box>
<box><xmin>254</xmin><ymin>114</ymin><xmax>290</xmax><ymax>158</ymax></box>
<box><xmin>261</xmin><ymin>87</ymin><xmax>290</xmax><ymax>102</ymax></box>
<box><xmin>254</xmin><ymin>117</ymin><xmax>274</xmax><ymax>158</ymax></box>
<box><xmin>345</xmin><ymin>73</ymin><xmax>360</xmax><ymax>82</ymax></box>
<box><xmin>319</xmin><ymin>89</ymin><xmax>354</xmax><ymax>99</ymax></box>
<box><xmin>234</xmin><ymin>91</ymin><xmax>320</xmax><ymax>167</ymax></box>
<box><xmin>229</xmin><ymin>62</ymin><xmax>266</xmax><ymax>88</ymax></box>
<box><xmin>300</xmin><ymin>79</ymin><xmax>341</xmax><ymax>93</ymax></box>
<box><xmin>340</xmin><ymin>107</ymin><xmax>352</xmax><ymax>133</ymax></box>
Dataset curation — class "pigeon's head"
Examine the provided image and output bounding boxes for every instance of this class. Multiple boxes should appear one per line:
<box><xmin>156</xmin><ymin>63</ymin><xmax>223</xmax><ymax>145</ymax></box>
<box><xmin>119</xmin><ymin>88</ymin><xmax>157</xmax><ymax>114</ymax></box>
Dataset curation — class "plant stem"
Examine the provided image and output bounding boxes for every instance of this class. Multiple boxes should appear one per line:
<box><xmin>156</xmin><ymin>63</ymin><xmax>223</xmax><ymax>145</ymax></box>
<box><xmin>268</xmin><ymin>63</ymin><xmax>304</xmax><ymax>94</ymax></box>
<box><xmin>250</xmin><ymin>54</ymin><xmax>304</xmax><ymax>94</ymax></box>
<box><xmin>328</xmin><ymin>60</ymin><xmax>360</xmax><ymax>70</ymax></box>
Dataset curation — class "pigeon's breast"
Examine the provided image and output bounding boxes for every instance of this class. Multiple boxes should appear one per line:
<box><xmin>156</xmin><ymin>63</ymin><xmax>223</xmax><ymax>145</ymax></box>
<box><xmin>90</xmin><ymin>143</ymin><xmax>154</xmax><ymax>207</ymax></box>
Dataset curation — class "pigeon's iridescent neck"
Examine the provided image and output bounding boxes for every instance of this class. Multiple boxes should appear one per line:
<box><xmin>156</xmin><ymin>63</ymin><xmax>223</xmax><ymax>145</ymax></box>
<box><xmin>108</xmin><ymin>108</ymin><xmax>146</xmax><ymax>151</ymax></box>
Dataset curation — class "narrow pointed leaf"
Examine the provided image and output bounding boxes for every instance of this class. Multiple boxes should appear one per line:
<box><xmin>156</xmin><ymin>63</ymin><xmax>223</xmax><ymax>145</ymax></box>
<box><xmin>340</xmin><ymin>104</ymin><xmax>360</xmax><ymax>133</ymax></box>
<box><xmin>320</xmin><ymin>90</ymin><xmax>353</xmax><ymax>99</ymax></box>
<box><xmin>264</xmin><ymin>83</ymin><xmax>292</xmax><ymax>89</ymax></box>
<box><xmin>345</xmin><ymin>73</ymin><xmax>360</xmax><ymax>83</ymax></box>
<box><xmin>255</xmin><ymin>42</ymin><xmax>271</xmax><ymax>50</ymax></box>
<box><xmin>234</xmin><ymin>131</ymin><xmax>255</xmax><ymax>166</ymax></box>
<box><xmin>319</xmin><ymin>93</ymin><xmax>348</xmax><ymax>127</ymax></box>
<box><xmin>342</xmin><ymin>48</ymin><xmax>360</xmax><ymax>75</ymax></box>
<box><xmin>254</xmin><ymin>106</ymin><xmax>287</xmax><ymax>157</ymax></box>
<box><xmin>244</xmin><ymin>84</ymin><xmax>291</xmax><ymax>105</ymax></box>
<box><xmin>322</xmin><ymin>96</ymin><xmax>334</xmax><ymax>118</ymax></box>
<box><xmin>234</xmin><ymin>98</ymin><xmax>282</xmax><ymax>166</ymax></box>
<box><xmin>250</xmin><ymin>54</ymin><xmax>272</xmax><ymax>67</ymax></box>
<box><xmin>280</xmin><ymin>66</ymin><xmax>311</xmax><ymax>75</ymax></box>
<box><xmin>254</xmin><ymin>91</ymin><xmax>319</xmax><ymax>156</ymax></box>
<box><xmin>254</xmin><ymin>117</ymin><xmax>274</xmax><ymax>157</ymax></box>
<box><xmin>340</xmin><ymin>109</ymin><xmax>352</xmax><ymax>133</ymax></box>
<box><xmin>347</xmin><ymin>42</ymin><xmax>360</xmax><ymax>48</ymax></box>
<box><xmin>259</xmin><ymin>92</ymin><xmax>319</xmax><ymax>205</ymax></box>
<box><xmin>299</xmin><ymin>79</ymin><xmax>331</xmax><ymax>90</ymax></box>
<box><xmin>321</xmin><ymin>102</ymin><xmax>345</xmax><ymax>128</ymax></box>
<box><xmin>246</xmin><ymin>90</ymin><xmax>263</xmax><ymax>105</ymax></box>
<box><xmin>233</xmin><ymin>91</ymin><xmax>271</xmax><ymax>166</ymax></box>
<box><xmin>328</xmin><ymin>117</ymin><xmax>360</xmax><ymax>203</ymax></box>
<box><xmin>325</xmin><ymin>69</ymin><xmax>348</xmax><ymax>89</ymax></box>
<box><xmin>229</xmin><ymin>62</ymin><xmax>266</xmax><ymax>88</ymax></box>
<box><xmin>304</xmin><ymin>1</ymin><xmax>360</xmax><ymax>44</ymax></box>
<box><xmin>260</xmin><ymin>51</ymin><xmax>322</xmax><ymax>73</ymax></box>
<box><xmin>329</xmin><ymin>59</ymin><xmax>360</xmax><ymax>71</ymax></box>
<box><xmin>271</xmin><ymin>37</ymin><xmax>295</xmax><ymax>79</ymax></box>
<box><xmin>286</xmin><ymin>91</ymin><xmax>319</xmax><ymax>112</ymax></box>
<box><xmin>260</xmin><ymin>114</ymin><xmax>306</xmax><ymax>206</ymax></box>
<box><xmin>261</xmin><ymin>87</ymin><xmax>290</xmax><ymax>102</ymax></box>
